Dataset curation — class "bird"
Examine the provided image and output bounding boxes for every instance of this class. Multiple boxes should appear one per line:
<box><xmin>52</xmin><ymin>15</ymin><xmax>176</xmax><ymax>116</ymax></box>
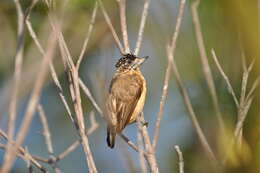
<box><xmin>106</xmin><ymin>53</ymin><xmax>148</xmax><ymax>148</ymax></box>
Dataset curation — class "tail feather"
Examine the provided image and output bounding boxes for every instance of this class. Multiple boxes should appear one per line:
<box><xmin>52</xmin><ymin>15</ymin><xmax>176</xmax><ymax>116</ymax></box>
<box><xmin>107</xmin><ymin>127</ymin><xmax>116</xmax><ymax>148</ymax></box>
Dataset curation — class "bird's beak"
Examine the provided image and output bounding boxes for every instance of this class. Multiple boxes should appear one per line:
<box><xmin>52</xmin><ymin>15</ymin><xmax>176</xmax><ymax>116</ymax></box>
<box><xmin>131</xmin><ymin>56</ymin><xmax>149</xmax><ymax>69</ymax></box>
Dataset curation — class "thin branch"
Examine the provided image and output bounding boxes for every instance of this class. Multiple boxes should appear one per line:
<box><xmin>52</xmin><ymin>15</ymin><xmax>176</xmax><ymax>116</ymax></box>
<box><xmin>37</xmin><ymin>104</ymin><xmax>54</xmax><ymax>155</ymax></box>
<box><xmin>1</xmin><ymin>32</ymin><xmax>57</xmax><ymax>173</ymax></box>
<box><xmin>153</xmin><ymin>0</ymin><xmax>186</xmax><ymax>150</ymax></box>
<box><xmin>234</xmin><ymin>97</ymin><xmax>253</xmax><ymax>140</ymax></box>
<box><xmin>235</xmin><ymin>57</ymin><xmax>252</xmax><ymax>146</ymax></box>
<box><xmin>53</xmin><ymin>113</ymin><xmax>99</xmax><ymax>163</ymax></box>
<box><xmin>24</xmin><ymin>147</ymin><xmax>35</xmax><ymax>173</ymax></box>
<box><xmin>235</xmin><ymin>59</ymin><xmax>258</xmax><ymax>146</ymax></box>
<box><xmin>174</xmin><ymin>145</ymin><xmax>184</xmax><ymax>173</ymax></box>
<box><xmin>37</xmin><ymin>104</ymin><xmax>62</xmax><ymax>172</ymax></box>
<box><xmin>0</xmin><ymin>130</ymin><xmax>48</xmax><ymax>173</ymax></box>
<box><xmin>117</xmin><ymin>0</ymin><xmax>130</xmax><ymax>53</ymax></box>
<box><xmin>245</xmin><ymin>76</ymin><xmax>260</xmax><ymax>103</ymax></box>
<box><xmin>79</xmin><ymin>79</ymin><xmax>104</xmax><ymax>117</ymax></box>
<box><xmin>191</xmin><ymin>0</ymin><xmax>224</xmax><ymax>131</ymax></box>
<box><xmin>97</xmin><ymin>0</ymin><xmax>125</xmax><ymax>54</ymax></box>
<box><xmin>76</xmin><ymin>2</ymin><xmax>98</xmax><ymax>70</ymax></box>
<box><xmin>60</xmin><ymin>36</ymin><xmax>98</xmax><ymax>173</ymax></box>
<box><xmin>26</xmin><ymin>14</ymin><xmax>75</xmax><ymax>126</ymax></box>
<box><xmin>119</xmin><ymin>133</ymin><xmax>144</xmax><ymax>154</ymax></box>
<box><xmin>134</xmin><ymin>0</ymin><xmax>150</xmax><ymax>56</ymax></box>
<box><xmin>139</xmin><ymin>113</ymin><xmax>159</xmax><ymax>173</ymax></box>
<box><xmin>137</xmin><ymin>115</ymin><xmax>147</xmax><ymax>173</ymax></box>
<box><xmin>55</xmin><ymin>141</ymin><xmax>80</xmax><ymax>162</ymax></box>
<box><xmin>87</xmin><ymin>111</ymin><xmax>99</xmax><ymax>135</ymax></box>
<box><xmin>6</xmin><ymin>0</ymin><xmax>26</xmax><ymax>168</ymax></box>
<box><xmin>211</xmin><ymin>49</ymin><xmax>239</xmax><ymax>107</ymax></box>
<box><xmin>167</xmin><ymin>46</ymin><xmax>218</xmax><ymax>166</ymax></box>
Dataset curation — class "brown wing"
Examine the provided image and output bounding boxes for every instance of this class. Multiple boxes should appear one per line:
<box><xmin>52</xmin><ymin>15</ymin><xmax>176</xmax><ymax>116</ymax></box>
<box><xmin>106</xmin><ymin>72</ymin><xmax>143</xmax><ymax>132</ymax></box>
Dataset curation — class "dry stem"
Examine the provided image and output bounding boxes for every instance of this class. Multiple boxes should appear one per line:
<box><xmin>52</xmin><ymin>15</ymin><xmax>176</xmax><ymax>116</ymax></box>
<box><xmin>174</xmin><ymin>145</ymin><xmax>184</xmax><ymax>173</ymax></box>
<box><xmin>191</xmin><ymin>0</ymin><xmax>224</xmax><ymax>131</ymax></box>
<box><xmin>153</xmin><ymin>0</ymin><xmax>186</xmax><ymax>150</ymax></box>
<box><xmin>134</xmin><ymin>0</ymin><xmax>150</xmax><ymax>56</ymax></box>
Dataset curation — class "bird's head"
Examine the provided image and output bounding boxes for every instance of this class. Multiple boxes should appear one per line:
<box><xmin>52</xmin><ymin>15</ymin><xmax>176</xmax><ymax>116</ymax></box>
<box><xmin>115</xmin><ymin>54</ymin><xmax>148</xmax><ymax>71</ymax></box>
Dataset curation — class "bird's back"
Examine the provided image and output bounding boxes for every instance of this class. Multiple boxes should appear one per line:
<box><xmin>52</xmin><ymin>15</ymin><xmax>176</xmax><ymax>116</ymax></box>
<box><xmin>106</xmin><ymin>70</ymin><xmax>145</xmax><ymax>132</ymax></box>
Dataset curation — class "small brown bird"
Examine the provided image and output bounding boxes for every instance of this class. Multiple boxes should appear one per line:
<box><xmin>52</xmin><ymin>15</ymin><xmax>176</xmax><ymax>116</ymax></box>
<box><xmin>106</xmin><ymin>53</ymin><xmax>148</xmax><ymax>148</ymax></box>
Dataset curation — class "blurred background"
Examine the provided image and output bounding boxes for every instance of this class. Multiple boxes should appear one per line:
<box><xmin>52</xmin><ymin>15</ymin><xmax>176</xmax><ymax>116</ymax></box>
<box><xmin>0</xmin><ymin>0</ymin><xmax>260</xmax><ymax>172</ymax></box>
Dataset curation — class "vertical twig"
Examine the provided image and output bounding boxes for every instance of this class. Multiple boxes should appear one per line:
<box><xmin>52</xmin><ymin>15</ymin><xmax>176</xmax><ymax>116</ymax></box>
<box><xmin>191</xmin><ymin>0</ymin><xmax>224</xmax><ymax>132</ymax></box>
<box><xmin>174</xmin><ymin>145</ymin><xmax>184</xmax><ymax>173</ymax></box>
<box><xmin>76</xmin><ymin>2</ymin><xmax>98</xmax><ymax>70</ymax></box>
<box><xmin>117</xmin><ymin>0</ymin><xmax>130</xmax><ymax>53</ymax></box>
<box><xmin>153</xmin><ymin>0</ymin><xmax>186</xmax><ymax>150</ymax></box>
<box><xmin>137</xmin><ymin>116</ymin><xmax>147</xmax><ymax>173</ymax></box>
<box><xmin>139</xmin><ymin>113</ymin><xmax>159</xmax><ymax>173</ymax></box>
<box><xmin>97</xmin><ymin>0</ymin><xmax>125</xmax><ymax>54</ymax></box>
<box><xmin>134</xmin><ymin>0</ymin><xmax>150</xmax><ymax>56</ymax></box>
<box><xmin>37</xmin><ymin>105</ymin><xmax>54</xmax><ymax>155</ymax></box>
<box><xmin>68</xmin><ymin>67</ymin><xmax>98</xmax><ymax>173</ymax></box>
<box><xmin>5</xmin><ymin>0</ymin><xmax>25</xmax><ymax>168</ymax></box>
<box><xmin>167</xmin><ymin>46</ymin><xmax>218</xmax><ymax>166</ymax></box>
<box><xmin>211</xmin><ymin>49</ymin><xmax>239</xmax><ymax>107</ymax></box>
<box><xmin>37</xmin><ymin>105</ymin><xmax>62</xmax><ymax>173</ymax></box>
<box><xmin>245</xmin><ymin>76</ymin><xmax>260</xmax><ymax>103</ymax></box>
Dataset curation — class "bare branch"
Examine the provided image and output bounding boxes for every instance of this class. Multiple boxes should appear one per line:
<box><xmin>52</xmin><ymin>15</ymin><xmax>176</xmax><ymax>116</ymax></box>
<box><xmin>6</xmin><ymin>0</ymin><xmax>26</xmax><ymax>168</ymax></box>
<box><xmin>117</xmin><ymin>0</ymin><xmax>130</xmax><ymax>53</ymax></box>
<box><xmin>191</xmin><ymin>0</ymin><xmax>224</xmax><ymax>131</ymax></box>
<box><xmin>37</xmin><ymin>105</ymin><xmax>54</xmax><ymax>155</ymax></box>
<box><xmin>0</xmin><ymin>130</ymin><xmax>48</xmax><ymax>173</ymax></box>
<box><xmin>76</xmin><ymin>2</ymin><xmax>98</xmax><ymax>70</ymax></box>
<box><xmin>153</xmin><ymin>0</ymin><xmax>186</xmax><ymax>150</ymax></box>
<box><xmin>174</xmin><ymin>145</ymin><xmax>184</xmax><ymax>173</ymax></box>
<box><xmin>134</xmin><ymin>0</ymin><xmax>150</xmax><ymax>56</ymax></box>
<box><xmin>139</xmin><ymin>113</ymin><xmax>159</xmax><ymax>173</ymax></box>
<box><xmin>97</xmin><ymin>0</ymin><xmax>125</xmax><ymax>54</ymax></box>
<box><xmin>234</xmin><ymin>97</ymin><xmax>253</xmax><ymax>140</ymax></box>
<box><xmin>86</xmin><ymin>111</ymin><xmax>99</xmax><ymax>135</ymax></box>
<box><xmin>137</xmin><ymin>115</ymin><xmax>147</xmax><ymax>173</ymax></box>
<box><xmin>26</xmin><ymin>16</ymin><xmax>75</xmax><ymax>125</ymax></box>
<box><xmin>55</xmin><ymin>141</ymin><xmax>80</xmax><ymax>162</ymax></box>
<box><xmin>211</xmin><ymin>49</ymin><xmax>239</xmax><ymax>107</ymax></box>
<box><xmin>167</xmin><ymin>46</ymin><xmax>218</xmax><ymax>165</ymax></box>
<box><xmin>245</xmin><ymin>76</ymin><xmax>260</xmax><ymax>103</ymax></box>
<box><xmin>24</xmin><ymin>147</ymin><xmax>35</xmax><ymax>173</ymax></box>
<box><xmin>59</xmin><ymin>35</ymin><xmax>98</xmax><ymax>173</ymax></box>
<box><xmin>79</xmin><ymin>79</ymin><xmax>104</xmax><ymax>117</ymax></box>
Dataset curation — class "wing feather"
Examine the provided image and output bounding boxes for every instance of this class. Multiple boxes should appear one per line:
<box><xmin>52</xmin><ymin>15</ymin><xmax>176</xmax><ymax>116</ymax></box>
<box><xmin>106</xmin><ymin>72</ymin><xmax>143</xmax><ymax>132</ymax></box>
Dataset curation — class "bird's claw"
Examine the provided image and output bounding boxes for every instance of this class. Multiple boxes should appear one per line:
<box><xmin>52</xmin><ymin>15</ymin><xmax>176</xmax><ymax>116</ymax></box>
<box><xmin>142</xmin><ymin>121</ymin><xmax>148</xmax><ymax>127</ymax></box>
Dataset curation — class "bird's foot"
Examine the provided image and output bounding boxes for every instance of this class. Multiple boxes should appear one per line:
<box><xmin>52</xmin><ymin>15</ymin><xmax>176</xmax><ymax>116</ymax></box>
<box><xmin>142</xmin><ymin>121</ymin><xmax>148</xmax><ymax>127</ymax></box>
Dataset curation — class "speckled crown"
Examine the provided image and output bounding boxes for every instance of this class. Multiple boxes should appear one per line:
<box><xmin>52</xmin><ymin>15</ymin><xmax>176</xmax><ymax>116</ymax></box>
<box><xmin>115</xmin><ymin>54</ymin><xmax>137</xmax><ymax>68</ymax></box>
